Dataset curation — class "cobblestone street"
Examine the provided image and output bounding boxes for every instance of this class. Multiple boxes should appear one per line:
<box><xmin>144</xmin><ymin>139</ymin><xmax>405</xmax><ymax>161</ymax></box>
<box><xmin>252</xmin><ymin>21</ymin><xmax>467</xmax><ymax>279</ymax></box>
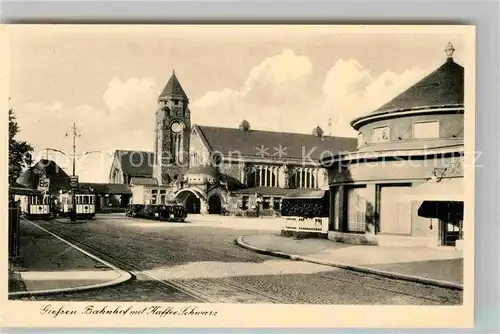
<box><xmin>26</xmin><ymin>216</ymin><xmax>463</xmax><ymax>305</ymax></box>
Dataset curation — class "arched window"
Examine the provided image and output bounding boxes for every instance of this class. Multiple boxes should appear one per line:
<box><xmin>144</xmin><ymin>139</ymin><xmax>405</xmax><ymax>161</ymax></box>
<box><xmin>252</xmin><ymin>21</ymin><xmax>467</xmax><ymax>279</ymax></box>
<box><xmin>112</xmin><ymin>168</ymin><xmax>121</xmax><ymax>183</ymax></box>
<box><xmin>246</xmin><ymin>166</ymin><xmax>277</xmax><ymax>187</ymax></box>
<box><xmin>288</xmin><ymin>169</ymin><xmax>316</xmax><ymax>189</ymax></box>
<box><xmin>171</xmin><ymin>132</ymin><xmax>184</xmax><ymax>164</ymax></box>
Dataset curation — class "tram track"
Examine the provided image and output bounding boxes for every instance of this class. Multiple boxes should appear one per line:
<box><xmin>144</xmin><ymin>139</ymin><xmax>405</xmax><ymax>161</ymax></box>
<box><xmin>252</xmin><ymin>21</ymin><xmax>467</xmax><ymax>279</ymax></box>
<box><xmin>36</xmin><ymin>221</ymin><xmax>289</xmax><ymax>304</ymax></box>
<box><xmin>32</xmin><ymin>219</ymin><xmax>461</xmax><ymax>305</ymax></box>
<box><xmin>162</xmin><ymin>240</ymin><xmax>460</xmax><ymax>304</ymax></box>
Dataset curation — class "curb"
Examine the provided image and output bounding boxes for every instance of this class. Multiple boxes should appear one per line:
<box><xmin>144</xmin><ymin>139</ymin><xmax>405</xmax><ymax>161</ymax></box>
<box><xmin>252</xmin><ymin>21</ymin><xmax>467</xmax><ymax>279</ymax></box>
<box><xmin>53</xmin><ymin>218</ymin><xmax>87</xmax><ymax>224</ymax></box>
<box><xmin>9</xmin><ymin>220</ymin><xmax>133</xmax><ymax>298</ymax></box>
<box><xmin>235</xmin><ymin>236</ymin><xmax>463</xmax><ymax>291</ymax></box>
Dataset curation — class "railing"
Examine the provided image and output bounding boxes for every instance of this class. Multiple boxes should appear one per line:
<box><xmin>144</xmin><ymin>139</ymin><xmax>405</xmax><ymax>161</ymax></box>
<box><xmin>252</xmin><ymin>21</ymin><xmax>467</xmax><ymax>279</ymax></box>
<box><xmin>281</xmin><ymin>216</ymin><xmax>328</xmax><ymax>234</ymax></box>
<box><xmin>9</xmin><ymin>201</ymin><xmax>21</xmax><ymax>260</ymax></box>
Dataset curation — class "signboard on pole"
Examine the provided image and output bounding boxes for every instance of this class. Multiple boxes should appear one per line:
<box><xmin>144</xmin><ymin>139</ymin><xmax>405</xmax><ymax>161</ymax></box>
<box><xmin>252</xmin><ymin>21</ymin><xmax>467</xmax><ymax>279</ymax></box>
<box><xmin>69</xmin><ymin>175</ymin><xmax>79</xmax><ymax>188</ymax></box>
<box><xmin>37</xmin><ymin>178</ymin><xmax>50</xmax><ymax>192</ymax></box>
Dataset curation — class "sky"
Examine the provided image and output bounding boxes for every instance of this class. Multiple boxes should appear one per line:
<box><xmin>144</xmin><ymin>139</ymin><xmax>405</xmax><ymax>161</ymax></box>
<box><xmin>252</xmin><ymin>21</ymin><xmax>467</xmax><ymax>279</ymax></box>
<box><xmin>8</xmin><ymin>25</ymin><xmax>469</xmax><ymax>182</ymax></box>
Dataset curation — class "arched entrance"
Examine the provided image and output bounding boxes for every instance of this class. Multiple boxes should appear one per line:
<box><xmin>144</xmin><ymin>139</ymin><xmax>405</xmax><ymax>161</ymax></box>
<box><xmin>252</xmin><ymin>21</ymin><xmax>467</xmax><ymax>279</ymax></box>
<box><xmin>175</xmin><ymin>189</ymin><xmax>202</xmax><ymax>214</ymax></box>
<box><xmin>185</xmin><ymin>193</ymin><xmax>201</xmax><ymax>214</ymax></box>
<box><xmin>208</xmin><ymin>194</ymin><xmax>222</xmax><ymax>214</ymax></box>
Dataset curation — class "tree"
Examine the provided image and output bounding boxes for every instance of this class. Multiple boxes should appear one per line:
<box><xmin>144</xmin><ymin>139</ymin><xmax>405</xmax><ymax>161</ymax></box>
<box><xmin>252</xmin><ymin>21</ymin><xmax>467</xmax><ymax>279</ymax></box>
<box><xmin>9</xmin><ymin>108</ymin><xmax>33</xmax><ymax>184</ymax></box>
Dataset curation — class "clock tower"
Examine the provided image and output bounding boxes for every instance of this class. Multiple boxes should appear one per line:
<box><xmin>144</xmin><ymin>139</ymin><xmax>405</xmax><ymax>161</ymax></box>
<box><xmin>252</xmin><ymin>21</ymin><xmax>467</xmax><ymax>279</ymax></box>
<box><xmin>153</xmin><ymin>70</ymin><xmax>191</xmax><ymax>185</ymax></box>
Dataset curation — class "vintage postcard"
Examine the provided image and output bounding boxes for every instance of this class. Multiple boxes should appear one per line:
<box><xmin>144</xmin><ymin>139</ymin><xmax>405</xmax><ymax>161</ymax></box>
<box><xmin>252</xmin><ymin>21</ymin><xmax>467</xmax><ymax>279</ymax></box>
<box><xmin>1</xmin><ymin>24</ymin><xmax>475</xmax><ymax>328</ymax></box>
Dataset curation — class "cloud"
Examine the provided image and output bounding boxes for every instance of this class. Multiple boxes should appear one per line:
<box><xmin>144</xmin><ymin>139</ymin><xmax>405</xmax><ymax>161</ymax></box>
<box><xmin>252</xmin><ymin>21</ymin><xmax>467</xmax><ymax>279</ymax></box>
<box><xmin>322</xmin><ymin>59</ymin><xmax>428</xmax><ymax>136</ymax></box>
<box><xmin>14</xmin><ymin>77</ymin><xmax>160</xmax><ymax>182</ymax></box>
<box><xmin>193</xmin><ymin>49</ymin><xmax>313</xmax><ymax>110</ymax></box>
<box><xmin>103</xmin><ymin>77</ymin><xmax>157</xmax><ymax>111</ymax></box>
<box><xmin>192</xmin><ymin>51</ymin><xmax>429</xmax><ymax>137</ymax></box>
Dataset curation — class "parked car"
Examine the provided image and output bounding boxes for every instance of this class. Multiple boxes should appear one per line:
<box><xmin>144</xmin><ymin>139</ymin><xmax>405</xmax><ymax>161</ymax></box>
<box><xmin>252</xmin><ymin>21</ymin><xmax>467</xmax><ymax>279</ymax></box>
<box><xmin>126</xmin><ymin>204</ymin><xmax>144</xmax><ymax>218</ymax></box>
<box><xmin>142</xmin><ymin>204</ymin><xmax>158</xmax><ymax>220</ymax></box>
<box><xmin>157</xmin><ymin>202</ymin><xmax>187</xmax><ymax>222</ymax></box>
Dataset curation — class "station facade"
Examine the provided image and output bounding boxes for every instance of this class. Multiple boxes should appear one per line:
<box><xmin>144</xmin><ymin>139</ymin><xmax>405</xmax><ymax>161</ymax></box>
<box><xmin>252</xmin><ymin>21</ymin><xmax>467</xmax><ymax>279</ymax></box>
<box><xmin>108</xmin><ymin>72</ymin><xmax>358</xmax><ymax>215</ymax></box>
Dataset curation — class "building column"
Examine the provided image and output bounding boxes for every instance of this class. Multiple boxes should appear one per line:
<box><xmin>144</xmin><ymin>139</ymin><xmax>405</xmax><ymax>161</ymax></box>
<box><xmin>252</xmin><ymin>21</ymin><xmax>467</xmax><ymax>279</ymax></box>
<box><xmin>365</xmin><ymin>184</ymin><xmax>377</xmax><ymax>234</ymax></box>
<box><xmin>328</xmin><ymin>185</ymin><xmax>335</xmax><ymax>230</ymax></box>
<box><xmin>270</xmin><ymin>167</ymin><xmax>274</xmax><ymax>187</ymax></box>
<box><xmin>308</xmin><ymin>168</ymin><xmax>312</xmax><ymax>188</ymax></box>
<box><xmin>303</xmin><ymin>168</ymin><xmax>307</xmax><ymax>188</ymax></box>
<box><xmin>293</xmin><ymin>167</ymin><xmax>299</xmax><ymax>188</ymax></box>
<box><xmin>254</xmin><ymin>165</ymin><xmax>258</xmax><ymax>186</ymax></box>
<box><xmin>302</xmin><ymin>168</ymin><xmax>305</xmax><ymax>188</ymax></box>
<box><xmin>278</xmin><ymin>165</ymin><xmax>286</xmax><ymax>188</ymax></box>
<box><xmin>259</xmin><ymin>166</ymin><xmax>263</xmax><ymax>187</ymax></box>
<box><xmin>298</xmin><ymin>168</ymin><xmax>303</xmax><ymax>188</ymax></box>
<box><xmin>264</xmin><ymin>166</ymin><xmax>268</xmax><ymax>187</ymax></box>
<box><xmin>240</xmin><ymin>163</ymin><xmax>246</xmax><ymax>185</ymax></box>
<box><xmin>273</xmin><ymin>166</ymin><xmax>278</xmax><ymax>187</ymax></box>
<box><xmin>338</xmin><ymin>185</ymin><xmax>346</xmax><ymax>232</ymax></box>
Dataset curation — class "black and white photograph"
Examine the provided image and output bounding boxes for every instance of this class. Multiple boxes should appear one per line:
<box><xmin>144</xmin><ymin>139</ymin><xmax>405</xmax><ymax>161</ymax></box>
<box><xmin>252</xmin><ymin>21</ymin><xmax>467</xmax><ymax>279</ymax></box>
<box><xmin>2</xmin><ymin>24</ymin><xmax>475</xmax><ymax>328</ymax></box>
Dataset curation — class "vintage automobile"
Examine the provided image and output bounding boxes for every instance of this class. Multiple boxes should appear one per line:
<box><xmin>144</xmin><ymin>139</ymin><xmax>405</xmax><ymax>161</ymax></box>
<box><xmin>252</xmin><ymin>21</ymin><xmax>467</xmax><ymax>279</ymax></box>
<box><xmin>142</xmin><ymin>204</ymin><xmax>158</xmax><ymax>220</ymax></box>
<box><xmin>126</xmin><ymin>204</ymin><xmax>145</xmax><ymax>218</ymax></box>
<box><xmin>156</xmin><ymin>201</ymin><xmax>187</xmax><ymax>222</ymax></box>
<box><xmin>126</xmin><ymin>201</ymin><xmax>187</xmax><ymax>222</ymax></box>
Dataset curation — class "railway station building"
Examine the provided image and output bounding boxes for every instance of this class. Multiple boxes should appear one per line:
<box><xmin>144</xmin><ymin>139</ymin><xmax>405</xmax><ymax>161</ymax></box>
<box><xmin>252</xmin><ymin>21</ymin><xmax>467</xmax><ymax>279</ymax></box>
<box><xmin>108</xmin><ymin>71</ymin><xmax>358</xmax><ymax>215</ymax></box>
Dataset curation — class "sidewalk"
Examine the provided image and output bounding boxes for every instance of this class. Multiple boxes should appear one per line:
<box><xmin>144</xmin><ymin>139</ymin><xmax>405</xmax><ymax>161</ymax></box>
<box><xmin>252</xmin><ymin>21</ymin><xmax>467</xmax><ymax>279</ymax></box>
<box><xmin>8</xmin><ymin>219</ymin><xmax>131</xmax><ymax>298</ymax></box>
<box><xmin>187</xmin><ymin>214</ymin><xmax>282</xmax><ymax>231</ymax></box>
<box><xmin>53</xmin><ymin>217</ymin><xmax>88</xmax><ymax>224</ymax></box>
<box><xmin>236</xmin><ymin>234</ymin><xmax>463</xmax><ymax>289</ymax></box>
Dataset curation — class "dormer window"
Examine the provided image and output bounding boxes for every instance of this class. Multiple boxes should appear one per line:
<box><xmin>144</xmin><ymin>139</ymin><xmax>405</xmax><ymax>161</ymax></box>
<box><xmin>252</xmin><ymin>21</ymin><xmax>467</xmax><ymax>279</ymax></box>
<box><xmin>413</xmin><ymin>121</ymin><xmax>439</xmax><ymax>139</ymax></box>
<box><xmin>174</xmin><ymin>100</ymin><xmax>179</xmax><ymax>105</ymax></box>
<box><xmin>373</xmin><ymin>126</ymin><xmax>390</xmax><ymax>142</ymax></box>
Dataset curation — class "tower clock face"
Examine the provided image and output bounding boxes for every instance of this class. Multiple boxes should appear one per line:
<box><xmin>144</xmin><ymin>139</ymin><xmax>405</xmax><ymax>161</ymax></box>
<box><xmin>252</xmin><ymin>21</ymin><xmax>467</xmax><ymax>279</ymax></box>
<box><xmin>171</xmin><ymin>122</ymin><xmax>184</xmax><ymax>133</ymax></box>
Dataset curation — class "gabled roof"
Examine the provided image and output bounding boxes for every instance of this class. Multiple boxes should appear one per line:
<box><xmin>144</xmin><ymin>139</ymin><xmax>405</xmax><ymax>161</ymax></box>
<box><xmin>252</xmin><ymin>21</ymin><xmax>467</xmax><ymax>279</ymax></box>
<box><xmin>17</xmin><ymin>159</ymin><xmax>71</xmax><ymax>194</ymax></box>
<box><xmin>194</xmin><ymin>125</ymin><xmax>358</xmax><ymax>160</ymax></box>
<box><xmin>33</xmin><ymin>159</ymin><xmax>71</xmax><ymax>179</ymax></box>
<box><xmin>158</xmin><ymin>71</ymin><xmax>189</xmax><ymax>101</ymax></box>
<box><xmin>114</xmin><ymin>150</ymin><xmax>154</xmax><ymax>177</ymax></box>
<box><xmin>372</xmin><ymin>57</ymin><xmax>464</xmax><ymax>115</ymax></box>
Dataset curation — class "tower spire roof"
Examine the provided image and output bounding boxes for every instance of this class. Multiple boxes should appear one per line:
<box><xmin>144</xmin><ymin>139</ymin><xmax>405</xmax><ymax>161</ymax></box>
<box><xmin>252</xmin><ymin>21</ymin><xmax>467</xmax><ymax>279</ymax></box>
<box><xmin>159</xmin><ymin>70</ymin><xmax>188</xmax><ymax>101</ymax></box>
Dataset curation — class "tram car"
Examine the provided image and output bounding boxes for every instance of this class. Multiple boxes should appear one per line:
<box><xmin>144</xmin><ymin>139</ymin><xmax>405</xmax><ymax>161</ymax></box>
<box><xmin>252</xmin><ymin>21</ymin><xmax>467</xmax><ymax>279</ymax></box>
<box><xmin>18</xmin><ymin>193</ymin><xmax>54</xmax><ymax>220</ymax></box>
<box><xmin>57</xmin><ymin>190</ymin><xmax>96</xmax><ymax>219</ymax></box>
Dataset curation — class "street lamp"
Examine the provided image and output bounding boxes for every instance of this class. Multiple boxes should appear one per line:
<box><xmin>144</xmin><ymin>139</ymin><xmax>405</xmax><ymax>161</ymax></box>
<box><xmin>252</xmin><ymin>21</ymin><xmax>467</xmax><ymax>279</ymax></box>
<box><xmin>44</xmin><ymin>147</ymin><xmax>112</xmax><ymax>221</ymax></box>
<box><xmin>44</xmin><ymin>122</ymin><xmax>82</xmax><ymax>221</ymax></box>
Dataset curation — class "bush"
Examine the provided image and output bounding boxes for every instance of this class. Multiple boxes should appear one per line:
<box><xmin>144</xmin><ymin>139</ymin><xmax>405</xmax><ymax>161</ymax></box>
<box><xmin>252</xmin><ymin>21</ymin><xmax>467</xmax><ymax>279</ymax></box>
<box><xmin>281</xmin><ymin>196</ymin><xmax>329</xmax><ymax>218</ymax></box>
<box><xmin>244</xmin><ymin>211</ymin><xmax>258</xmax><ymax>218</ymax></box>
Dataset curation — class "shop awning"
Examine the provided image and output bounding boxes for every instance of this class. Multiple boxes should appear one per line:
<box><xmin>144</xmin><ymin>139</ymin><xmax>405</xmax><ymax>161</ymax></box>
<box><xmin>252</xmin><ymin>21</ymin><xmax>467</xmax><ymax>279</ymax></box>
<box><xmin>418</xmin><ymin>201</ymin><xmax>464</xmax><ymax>220</ymax></box>
<box><xmin>410</xmin><ymin>177</ymin><xmax>463</xmax><ymax>202</ymax></box>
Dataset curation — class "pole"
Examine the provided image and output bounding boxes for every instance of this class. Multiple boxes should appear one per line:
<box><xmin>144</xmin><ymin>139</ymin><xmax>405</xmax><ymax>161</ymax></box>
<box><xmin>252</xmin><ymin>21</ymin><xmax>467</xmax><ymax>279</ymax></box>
<box><xmin>71</xmin><ymin>122</ymin><xmax>78</xmax><ymax>222</ymax></box>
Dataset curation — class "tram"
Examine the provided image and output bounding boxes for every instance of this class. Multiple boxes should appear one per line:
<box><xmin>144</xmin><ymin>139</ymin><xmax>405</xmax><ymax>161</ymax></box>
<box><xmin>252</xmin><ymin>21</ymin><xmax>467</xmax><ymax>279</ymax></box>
<box><xmin>18</xmin><ymin>193</ymin><xmax>54</xmax><ymax>220</ymax></box>
<box><xmin>57</xmin><ymin>190</ymin><xmax>96</xmax><ymax>219</ymax></box>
